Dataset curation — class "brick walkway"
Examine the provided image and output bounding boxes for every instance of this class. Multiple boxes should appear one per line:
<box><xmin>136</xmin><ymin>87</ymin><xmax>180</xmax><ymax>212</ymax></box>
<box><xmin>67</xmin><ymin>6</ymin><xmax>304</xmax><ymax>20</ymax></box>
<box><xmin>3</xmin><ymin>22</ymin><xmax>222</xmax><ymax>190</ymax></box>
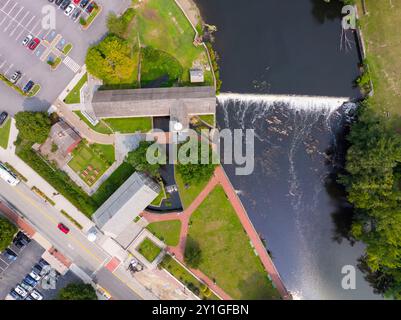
<box><xmin>142</xmin><ymin>166</ymin><xmax>291</xmax><ymax>300</ymax></box>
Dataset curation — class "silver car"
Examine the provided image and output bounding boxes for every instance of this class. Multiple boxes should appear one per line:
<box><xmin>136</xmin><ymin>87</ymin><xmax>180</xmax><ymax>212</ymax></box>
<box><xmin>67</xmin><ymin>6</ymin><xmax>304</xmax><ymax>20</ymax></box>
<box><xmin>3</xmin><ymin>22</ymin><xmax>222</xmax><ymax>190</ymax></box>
<box><xmin>22</xmin><ymin>34</ymin><xmax>33</xmax><ymax>46</ymax></box>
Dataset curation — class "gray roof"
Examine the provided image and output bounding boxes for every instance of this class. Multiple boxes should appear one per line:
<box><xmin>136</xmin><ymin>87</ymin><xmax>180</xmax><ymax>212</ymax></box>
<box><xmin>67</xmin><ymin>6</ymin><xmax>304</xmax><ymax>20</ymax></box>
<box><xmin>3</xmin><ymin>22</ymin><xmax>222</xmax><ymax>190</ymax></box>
<box><xmin>93</xmin><ymin>172</ymin><xmax>160</xmax><ymax>237</ymax></box>
<box><xmin>50</xmin><ymin>121</ymin><xmax>81</xmax><ymax>154</ymax></box>
<box><xmin>92</xmin><ymin>86</ymin><xmax>216</xmax><ymax>118</ymax></box>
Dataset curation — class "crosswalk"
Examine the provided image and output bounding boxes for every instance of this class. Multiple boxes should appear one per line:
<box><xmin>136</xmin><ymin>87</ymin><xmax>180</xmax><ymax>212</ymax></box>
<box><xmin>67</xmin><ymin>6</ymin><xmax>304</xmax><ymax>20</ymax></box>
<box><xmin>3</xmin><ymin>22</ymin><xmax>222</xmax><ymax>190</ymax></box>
<box><xmin>63</xmin><ymin>56</ymin><xmax>81</xmax><ymax>73</ymax></box>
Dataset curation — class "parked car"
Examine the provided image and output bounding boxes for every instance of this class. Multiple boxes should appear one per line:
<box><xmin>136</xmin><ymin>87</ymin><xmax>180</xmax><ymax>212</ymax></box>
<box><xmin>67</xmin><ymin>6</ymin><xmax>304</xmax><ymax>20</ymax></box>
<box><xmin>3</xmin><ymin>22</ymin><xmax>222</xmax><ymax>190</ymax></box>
<box><xmin>64</xmin><ymin>3</ymin><xmax>75</xmax><ymax>16</ymax></box>
<box><xmin>28</xmin><ymin>38</ymin><xmax>40</xmax><ymax>50</ymax></box>
<box><xmin>13</xmin><ymin>238</ymin><xmax>26</xmax><ymax>249</ymax></box>
<box><xmin>14</xmin><ymin>285</ymin><xmax>28</xmax><ymax>298</ymax></box>
<box><xmin>58</xmin><ymin>223</ymin><xmax>70</xmax><ymax>234</ymax></box>
<box><xmin>60</xmin><ymin>0</ymin><xmax>71</xmax><ymax>10</ymax></box>
<box><xmin>9</xmin><ymin>290</ymin><xmax>22</xmax><ymax>300</ymax></box>
<box><xmin>0</xmin><ymin>111</ymin><xmax>8</xmax><ymax>126</ymax></box>
<box><xmin>23</xmin><ymin>275</ymin><xmax>38</xmax><ymax>287</ymax></box>
<box><xmin>73</xmin><ymin>0</ymin><xmax>81</xmax><ymax>4</ymax></box>
<box><xmin>9</xmin><ymin>71</ymin><xmax>22</xmax><ymax>84</ymax></box>
<box><xmin>55</xmin><ymin>0</ymin><xmax>63</xmax><ymax>5</ymax></box>
<box><xmin>32</xmin><ymin>263</ymin><xmax>43</xmax><ymax>275</ymax></box>
<box><xmin>30</xmin><ymin>290</ymin><xmax>43</xmax><ymax>300</ymax></box>
<box><xmin>29</xmin><ymin>270</ymin><xmax>42</xmax><ymax>281</ymax></box>
<box><xmin>16</xmin><ymin>231</ymin><xmax>31</xmax><ymax>243</ymax></box>
<box><xmin>85</xmin><ymin>2</ymin><xmax>95</xmax><ymax>13</ymax></box>
<box><xmin>23</xmin><ymin>80</ymin><xmax>34</xmax><ymax>93</ymax></box>
<box><xmin>20</xmin><ymin>281</ymin><xmax>34</xmax><ymax>292</ymax></box>
<box><xmin>71</xmin><ymin>7</ymin><xmax>81</xmax><ymax>21</ymax></box>
<box><xmin>38</xmin><ymin>258</ymin><xmax>50</xmax><ymax>268</ymax></box>
<box><xmin>22</xmin><ymin>34</ymin><xmax>33</xmax><ymax>46</ymax></box>
<box><xmin>80</xmin><ymin>0</ymin><xmax>89</xmax><ymax>9</ymax></box>
<box><xmin>4</xmin><ymin>248</ymin><xmax>17</xmax><ymax>261</ymax></box>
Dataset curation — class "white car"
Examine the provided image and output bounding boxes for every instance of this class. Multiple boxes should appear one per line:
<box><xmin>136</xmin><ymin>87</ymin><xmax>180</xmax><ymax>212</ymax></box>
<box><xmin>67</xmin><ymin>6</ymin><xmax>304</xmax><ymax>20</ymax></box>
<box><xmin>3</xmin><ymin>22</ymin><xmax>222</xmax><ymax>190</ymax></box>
<box><xmin>30</xmin><ymin>289</ymin><xmax>43</xmax><ymax>300</ymax></box>
<box><xmin>14</xmin><ymin>285</ymin><xmax>28</xmax><ymax>298</ymax></box>
<box><xmin>29</xmin><ymin>270</ymin><xmax>42</xmax><ymax>281</ymax></box>
<box><xmin>64</xmin><ymin>4</ymin><xmax>75</xmax><ymax>16</ymax></box>
<box><xmin>22</xmin><ymin>34</ymin><xmax>33</xmax><ymax>46</ymax></box>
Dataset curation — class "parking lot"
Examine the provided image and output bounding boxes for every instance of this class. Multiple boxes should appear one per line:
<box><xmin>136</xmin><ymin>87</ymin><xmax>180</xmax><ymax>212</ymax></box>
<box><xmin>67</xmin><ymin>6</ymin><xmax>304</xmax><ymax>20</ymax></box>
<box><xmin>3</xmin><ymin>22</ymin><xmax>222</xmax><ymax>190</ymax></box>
<box><xmin>0</xmin><ymin>236</ymin><xmax>45</xmax><ymax>299</ymax></box>
<box><xmin>0</xmin><ymin>0</ymin><xmax>131</xmax><ymax>115</ymax></box>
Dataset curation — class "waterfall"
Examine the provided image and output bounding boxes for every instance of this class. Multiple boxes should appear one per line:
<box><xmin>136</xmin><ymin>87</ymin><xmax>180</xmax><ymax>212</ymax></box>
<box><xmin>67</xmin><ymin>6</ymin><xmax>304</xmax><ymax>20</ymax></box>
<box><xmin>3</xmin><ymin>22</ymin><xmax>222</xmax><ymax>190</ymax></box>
<box><xmin>215</xmin><ymin>93</ymin><xmax>358</xmax><ymax>299</ymax></box>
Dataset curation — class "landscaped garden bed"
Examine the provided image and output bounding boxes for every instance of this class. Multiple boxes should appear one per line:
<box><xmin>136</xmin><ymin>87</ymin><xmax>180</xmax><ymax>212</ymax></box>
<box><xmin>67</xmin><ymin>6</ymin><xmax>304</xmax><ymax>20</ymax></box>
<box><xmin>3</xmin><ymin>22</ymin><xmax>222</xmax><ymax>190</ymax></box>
<box><xmin>64</xmin><ymin>73</ymin><xmax>88</xmax><ymax>104</ymax></box>
<box><xmin>68</xmin><ymin>142</ymin><xmax>115</xmax><ymax>186</ymax></box>
<box><xmin>185</xmin><ymin>185</ymin><xmax>280</xmax><ymax>300</ymax></box>
<box><xmin>137</xmin><ymin>237</ymin><xmax>162</xmax><ymax>262</ymax></box>
<box><xmin>0</xmin><ymin>118</ymin><xmax>11</xmax><ymax>149</ymax></box>
<box><xmin>160</xmin><ymin>254</ymin><xmax>219</xmax><ymax>300</ymax></box>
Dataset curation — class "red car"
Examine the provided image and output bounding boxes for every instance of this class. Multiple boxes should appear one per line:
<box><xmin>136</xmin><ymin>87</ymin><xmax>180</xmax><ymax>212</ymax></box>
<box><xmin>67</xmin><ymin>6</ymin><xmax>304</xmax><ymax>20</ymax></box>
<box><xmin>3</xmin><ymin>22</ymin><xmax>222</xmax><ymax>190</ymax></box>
<box><xmin>73</xmin><ymin>0</ymin><xmax>81</xmax><ymax>4</ymax></box>
<box><xmin>28</xmin><ymin>38</ymin><xmax>40</xmax><ymax>51</ymax></box>
<box><xmin>58</xmin><ymin>223</ymin><xmax>70</xmax><ymax>234</ymax></box>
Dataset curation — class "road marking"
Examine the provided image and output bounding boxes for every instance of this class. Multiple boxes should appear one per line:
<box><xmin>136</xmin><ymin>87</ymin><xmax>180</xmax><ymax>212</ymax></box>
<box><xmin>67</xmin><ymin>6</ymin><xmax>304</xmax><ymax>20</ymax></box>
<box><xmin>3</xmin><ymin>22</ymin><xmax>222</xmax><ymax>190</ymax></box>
<box><xmin>3</xmin><ymin>17</ymin><xmax>12</xmax><ymax>31</ymax></box>
<box><xmin>0</xmin><ymin>15</ymin><xmax>7</xmax><ymax>26</ymax></box>
<box><xmin>63</xmin><ymin>56</ymin><xmax>81</xmax><ymax>73</ymax></box>
<box><xmin>18</xmin><ymin>10</ymin><xmax>28</xmax><ymax>25</ymax></box>
<box><xmin>6</xmin><ymin>2</ymin><xmax>16</xmax><ymax>15</ymax></box>
<box><xmin>12</xmin><ymin>187</ymin><xmax>103</xmax><ymax>265</ymax></box>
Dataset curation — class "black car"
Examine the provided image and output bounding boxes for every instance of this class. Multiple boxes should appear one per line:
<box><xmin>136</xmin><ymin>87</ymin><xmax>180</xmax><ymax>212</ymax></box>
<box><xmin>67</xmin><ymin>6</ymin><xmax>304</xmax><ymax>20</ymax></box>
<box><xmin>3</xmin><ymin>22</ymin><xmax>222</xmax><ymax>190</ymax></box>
<box><xmin>22</xmin><ymin>80</ymin><xmax>34</xmax><ymax>93</ymax></box>
<box><xmin>80</xmin><ymin>0</ymin><xmax>89</xmax><ymax>9</ymax></box>
<box><xmin>16</xmin><ymin>231</ymin><xmax>31</xmax><ymax>243</ymax></box>
<box><xmin>60</xmin><ymin>0</ymin><xmax>70</xmax><ymax>10</ymax></box>
<box><xmin>55</xmin><ymin>0</ymin><xmax>63</xmax><ymax>5</ymax></box>
<box><xmin>71</xmin><ymin>7</ymin><xmax>81</xmax><ymax>21</ymax></box>
<box><xmin>48</xmin><ymin>0</ymin><xmax>55</xmax><ymax>3</ymax></box>
<box><xmin>32</xmin><ymin>263</ymin><xmax>43</xmax><ymax>275</ymax></box>
<box><xmin>13</xmin><ymin>238</ymin><xmax>25</xmax><ymax>249</ymax></box>
<box><xmin>38</xmin><ymin>258</ymin><xmax>50</xmax><ymax>268</ymax></box>
<box><xmin>0</xmin><ymin>111</ymin><xmax>7</xmax><ymax>126</ymax></box>
<box><xmin>9</xmin><ymin>290</ymin><xmax>22</xmax><ymax>300</ymax></box>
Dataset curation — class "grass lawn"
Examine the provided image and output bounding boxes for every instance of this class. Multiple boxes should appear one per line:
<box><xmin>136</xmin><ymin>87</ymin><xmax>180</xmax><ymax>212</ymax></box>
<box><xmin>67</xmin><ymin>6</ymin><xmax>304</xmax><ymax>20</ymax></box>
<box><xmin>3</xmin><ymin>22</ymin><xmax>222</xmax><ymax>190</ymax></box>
<box><xmin>160</xmin><ymin>254</ymin><xmax>219</xmax><ymax>300</ymax></box>
<box><xmin>187</xmin><ymin>185</ymin><xmax>280</xmax><ymax>300</ymax></box>
<box><xmin>357</xmin><ymin>0</ymin><xmax>401</xmax><ymax>115</ymax></box>
<box><xmin>137</xmin><ymin>238</ymin><xmax>162</xmax><ymax>262</ymax></box>
<box><xmin>92</xmin><ymin>162</ymin><xmax>135</xmax><ymax>205</ymax></box>
<box><xmin>0</xmin><ymin>118</ymin><xmax>11</xmax><ymax>149</ymax></box>
<box><xmin>175</xmin><ymin>168</ymin><xmax>211</xmax><ymax>209</ymax></box>
<box><xmin>134</xmin><ymin>0</ymin><xmax>212</xmax><ymax>84</ymax></box>
<box><xmin>151</xmin><ymin>180</ymin><xmax>166</xmax><ymax>206</ymax></box>
<box><xmin>104</xmin><ymin>117</ymin><xmax>152</xmax><ymax>133</ymax></box>
<box><xmin>68</xmin><ymin>143</ymin><xmax>115</xmax><ymax>186</ymax></box>
<box><xmin>74</xmin><ymin>111</ymin><xmax>113</xmax><ymax>135</ymax></box>
<box><xmin>147</xmin><ymin>220</ymin><xmax>181</xmax><ymax>246</ymax></box>
<box><xmin>64</xmin><ymin>73</ymin><xmax>87</xmax><ymax>104</ymax></box>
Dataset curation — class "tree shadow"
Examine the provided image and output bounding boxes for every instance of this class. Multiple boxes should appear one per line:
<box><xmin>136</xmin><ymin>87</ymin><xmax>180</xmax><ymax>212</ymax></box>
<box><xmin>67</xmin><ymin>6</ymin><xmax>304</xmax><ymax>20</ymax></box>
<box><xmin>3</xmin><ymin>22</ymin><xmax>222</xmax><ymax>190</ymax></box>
<box><xmin>310</xmin><ymin>0</ymin><xmax>343</xmax><ymax>25</ymax></box>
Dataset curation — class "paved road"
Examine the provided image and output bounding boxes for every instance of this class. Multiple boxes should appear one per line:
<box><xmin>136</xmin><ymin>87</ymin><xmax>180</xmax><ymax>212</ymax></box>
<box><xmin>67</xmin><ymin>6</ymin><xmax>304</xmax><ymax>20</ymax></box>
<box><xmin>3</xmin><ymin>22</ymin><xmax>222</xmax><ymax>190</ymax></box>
<box><xmin>0</xmin><ymin>178</ymin><xmax>143</xmax><ymax>299</ymax></box>
<box><xmin>0</xmin><ymin>0</ymin><xmax>131</xmax><ymax>115</ymax></box>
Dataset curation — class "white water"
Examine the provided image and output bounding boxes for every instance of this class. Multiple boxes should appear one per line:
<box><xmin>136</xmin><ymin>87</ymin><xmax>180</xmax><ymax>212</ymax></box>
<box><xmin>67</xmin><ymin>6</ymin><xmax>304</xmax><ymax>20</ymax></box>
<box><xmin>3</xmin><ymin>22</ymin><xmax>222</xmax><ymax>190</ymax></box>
<box><xmin>216</xmin><ymin>93</ymin><xmax>359</xmax><ymax>299</ymax></box>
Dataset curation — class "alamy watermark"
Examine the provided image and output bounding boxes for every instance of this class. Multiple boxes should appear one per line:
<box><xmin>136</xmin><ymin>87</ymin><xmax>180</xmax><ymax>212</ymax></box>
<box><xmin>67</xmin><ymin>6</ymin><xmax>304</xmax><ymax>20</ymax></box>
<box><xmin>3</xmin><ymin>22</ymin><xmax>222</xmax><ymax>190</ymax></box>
<box><xmin>342</xmin><ymin>5</ymin><xmax>357</xmax><ymax>30</ymax></box>
<box><xmin>341</xmin><ymin>265</ymin><xmax>356</xmax><ymax>290</ymax></box>
<box><xmin>41</xmin><ymin>5</ymin><xmax>56</xmax><ymax>30</ymax></box>
<box><xmin>145</xmin><ymin>128</ymin><xmax>255</xmax><ymax>176</ymax></box>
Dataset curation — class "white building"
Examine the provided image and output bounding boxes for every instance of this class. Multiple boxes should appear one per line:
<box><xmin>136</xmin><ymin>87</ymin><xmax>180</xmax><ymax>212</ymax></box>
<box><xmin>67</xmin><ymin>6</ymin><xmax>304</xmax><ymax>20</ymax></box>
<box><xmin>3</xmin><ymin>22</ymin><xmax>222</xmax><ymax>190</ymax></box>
<box><xmin>92</xmin><ymin>172</ymin><xmax>160</xmax><ymax>239</ymax></box>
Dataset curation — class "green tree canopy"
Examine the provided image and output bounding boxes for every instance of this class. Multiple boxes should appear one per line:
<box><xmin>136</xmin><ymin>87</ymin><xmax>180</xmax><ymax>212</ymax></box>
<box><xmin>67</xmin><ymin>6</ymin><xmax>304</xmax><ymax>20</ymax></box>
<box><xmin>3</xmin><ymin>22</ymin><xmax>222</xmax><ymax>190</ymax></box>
<box><xmin>125</xmin><ymin>141</ymin><xmax>162</xmax><ymax>177</ymax></box>
<box><xmin>57</xmin><ymin>283</ymin><xmax>97</xmax><ymax>300</ymax></box>
<box><xmin>0</xmin><ymin>217</ymin><xmax>17</xmax><ymax>252</ymax></box>
<box><xmin>184</xmin><ymin>236</ymin><xmax>202</xmax><ymax>269</ymax></box>
<box><xmin>14</xmin><ymin>112</ymin><xmax>51</xmax><ymax>144</ymax></box>
<box><xmin>85</xmin><ymin>34</ymin><xmax>135</xmax><ymax>84</ymax></box>
<box><xmin>176</xmin><ymin>141</ymin><xmax>217</xmax><ymax>184</ymax></box>
<box><xmin>340</xmin><ymin>104</ymin><xmax>401</xmax><ymax>299</ymax></box>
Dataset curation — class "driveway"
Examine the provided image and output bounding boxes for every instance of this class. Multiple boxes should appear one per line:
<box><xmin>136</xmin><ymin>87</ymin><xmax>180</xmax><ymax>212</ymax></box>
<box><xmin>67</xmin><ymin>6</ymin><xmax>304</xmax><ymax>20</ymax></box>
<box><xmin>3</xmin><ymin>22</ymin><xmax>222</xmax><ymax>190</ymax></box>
<box><xmin>0</xmin><ymin>0</ymin><xmax>131</xmax><ymax>116</ymax></box>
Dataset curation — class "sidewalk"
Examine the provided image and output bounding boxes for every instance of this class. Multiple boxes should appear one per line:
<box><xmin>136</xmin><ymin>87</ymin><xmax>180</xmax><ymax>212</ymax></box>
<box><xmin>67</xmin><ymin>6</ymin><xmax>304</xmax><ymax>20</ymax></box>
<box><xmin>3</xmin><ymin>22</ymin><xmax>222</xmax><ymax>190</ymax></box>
<box><xmin>0</xmin><ymin>119</ymin><xmax>95</xmax><ymax>233</ymax></box>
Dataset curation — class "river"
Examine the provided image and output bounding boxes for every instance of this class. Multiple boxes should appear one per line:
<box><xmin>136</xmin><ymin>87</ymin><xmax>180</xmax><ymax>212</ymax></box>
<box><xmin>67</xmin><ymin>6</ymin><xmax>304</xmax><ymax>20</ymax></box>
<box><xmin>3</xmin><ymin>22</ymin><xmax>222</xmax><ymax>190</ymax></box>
<box><xmin>195</xmin><ymin>0</ymin><xmax>381</xmax><ymax>299</ymax></box>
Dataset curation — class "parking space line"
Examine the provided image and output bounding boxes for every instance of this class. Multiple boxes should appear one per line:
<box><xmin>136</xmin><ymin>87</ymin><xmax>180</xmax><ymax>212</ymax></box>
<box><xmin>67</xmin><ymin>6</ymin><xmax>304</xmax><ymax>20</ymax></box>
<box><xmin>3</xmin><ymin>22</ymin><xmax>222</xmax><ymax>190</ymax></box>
<box><xmin>14</xmin><ymin>6</ymin><xmax>23</xmax><ymax>20</ymax></box>
<box><xmin>15</xmin><ymin>25</ymin><xmax>24</xmax><ymax>40</ymax></box>
<box><xmin>6</xmin><ymin>2</ymin><xmax>16</xmax><ymax>15</ymax></box>
<box><xmin>0</xmin><ymin>15</ymin><xmax>7</xmax><ymax>26</ymax></box>
<box><xmin>4</xmin><ymin>18</ymin><xmax>13</xmax><ymax>32</ymax></box>
<box><xmin>1</xmin><ymin>0</ymin><xmax>11</xmax><ymax>11</ymax></box>
<box><xmin>24</xmin><ymin>15</ymin><xmax>34</xmax><ymax>29</ymax></box>
<box><xmin>30</xmin><ymin>20</ymin><xmax>41</xmax><ymax>35</ymax></box>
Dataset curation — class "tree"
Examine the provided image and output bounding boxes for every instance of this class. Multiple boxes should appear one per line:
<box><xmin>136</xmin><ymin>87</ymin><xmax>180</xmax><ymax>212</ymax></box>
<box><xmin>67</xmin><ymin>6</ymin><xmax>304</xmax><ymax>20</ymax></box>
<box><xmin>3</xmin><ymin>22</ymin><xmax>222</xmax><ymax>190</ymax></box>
<box><xmin>57</xmin><ymin>283</ymin><xmax>97</xmax><ymax>300</ymax></box>
<box><xmin>125</xmin><ymin>141</ymin><xmax>162</xmax><ymax>177</ymax></box>
<box><xmin>107</xmin><ymin>9</ymin><xmax>136</xmax><ymax>39</ymax></box>
<box><xmin>14</xmin><ymin>112</ymin><xmax>51</xmax><ymax>144</ymax></box>
<box><xmin>0</xmin><ymin>217</ymin><xmax>17</xmax><ymax>252</ymax></box>
<box><xmin>85</xmin><ymin>34</ymin><xmax>135</xmax><ymax>84</ymax></box>
<box><xmin>340</xmin><ymin>104</ymin><xmax>401</xmax><ymax>299</ymax></box>
<box><xmin>176</xmin><ymin>141</ymin><xmax>217</xmax><ymax>184</ymax></box>
<box><xmin>184</xmin><ymin>236</ymin><xmax>202</xmax><ymax>269</ymax></box>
